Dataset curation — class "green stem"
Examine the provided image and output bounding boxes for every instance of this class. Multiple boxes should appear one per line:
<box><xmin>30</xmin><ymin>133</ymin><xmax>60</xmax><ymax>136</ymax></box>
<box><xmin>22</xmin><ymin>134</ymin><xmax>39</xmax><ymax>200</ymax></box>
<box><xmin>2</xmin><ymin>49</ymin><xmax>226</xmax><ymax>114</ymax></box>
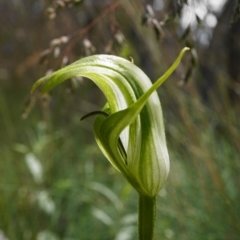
<box><xmin>138</xmin><ymin>194</ymin><xmax>157</xmax><ymax>240</ymax></box>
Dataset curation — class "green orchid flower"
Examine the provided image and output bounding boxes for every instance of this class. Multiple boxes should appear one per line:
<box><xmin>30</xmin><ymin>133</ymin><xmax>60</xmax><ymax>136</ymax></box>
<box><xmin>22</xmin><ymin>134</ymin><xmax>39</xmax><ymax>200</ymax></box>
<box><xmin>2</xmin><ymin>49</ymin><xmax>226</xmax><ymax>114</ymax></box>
<box><xmin>31</xmin><ymin>47</ymin><xmax>189</xmax><ymax>239</ymax></box>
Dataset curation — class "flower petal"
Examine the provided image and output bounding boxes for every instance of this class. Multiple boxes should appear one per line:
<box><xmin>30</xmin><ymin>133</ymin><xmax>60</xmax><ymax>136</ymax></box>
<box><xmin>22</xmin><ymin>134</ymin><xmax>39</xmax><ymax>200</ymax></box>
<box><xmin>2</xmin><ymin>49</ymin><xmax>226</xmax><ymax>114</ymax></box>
<box><xmin>31</xmin><ymin>48</ymin><xmax>189</xmax><ymax>196</ymax></box>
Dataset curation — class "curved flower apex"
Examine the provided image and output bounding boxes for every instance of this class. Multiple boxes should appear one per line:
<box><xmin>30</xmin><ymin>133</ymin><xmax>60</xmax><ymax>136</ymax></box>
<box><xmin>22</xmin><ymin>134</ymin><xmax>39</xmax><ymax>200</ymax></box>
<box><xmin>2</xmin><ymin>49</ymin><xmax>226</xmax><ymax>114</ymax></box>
<box><xmin>32</xmin><ymin>48</ymin><xmax>189</xmax><ymax>197</ymax></box>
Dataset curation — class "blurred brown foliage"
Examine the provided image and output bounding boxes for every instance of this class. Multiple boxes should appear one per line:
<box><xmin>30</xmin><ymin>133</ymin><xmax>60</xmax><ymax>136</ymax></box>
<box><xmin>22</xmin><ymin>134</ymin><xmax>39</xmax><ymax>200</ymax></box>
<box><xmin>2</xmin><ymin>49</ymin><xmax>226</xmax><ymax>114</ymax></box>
<box><xmin>1</xmin><ymin>0</ymin><xmax>240</xmax><ymax>104</ymax></box>
<box><xmin>1</xmin><ymin>1</ymin><xmax>240</xmax><ymax>239</ymax></box>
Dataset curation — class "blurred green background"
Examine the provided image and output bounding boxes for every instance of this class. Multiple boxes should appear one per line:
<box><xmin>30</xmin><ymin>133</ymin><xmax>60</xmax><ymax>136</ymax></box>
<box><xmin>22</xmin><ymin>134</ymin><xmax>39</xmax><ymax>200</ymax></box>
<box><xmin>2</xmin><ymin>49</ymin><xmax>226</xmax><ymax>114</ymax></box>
<box><xmin>0</xmin><ymin>0</ymin><xmax>240</xmax><ymax>239</ymax></box>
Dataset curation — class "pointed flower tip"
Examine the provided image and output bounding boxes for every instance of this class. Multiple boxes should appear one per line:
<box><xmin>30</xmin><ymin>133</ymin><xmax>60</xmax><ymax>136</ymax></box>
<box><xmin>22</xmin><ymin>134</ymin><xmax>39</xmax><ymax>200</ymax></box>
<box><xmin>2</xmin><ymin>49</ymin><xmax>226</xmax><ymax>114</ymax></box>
<box><xmin>30</xmin><ymin>84</ymin><xmax>36</xmax><ymax>94</ymax></box>
<box><xmin>183</xmin><ymin>47</ymin><xmax>190</xmax><ymax>51</ymax></box>
<box><xmin>179</xmin><ymin>47</ymin><xmax>190</xmax><ymax>59</ymax></box>
<box><xmin>31</xmin><ymin>80</ymin><xmax>43</xmax><ymax>94</ymax></box>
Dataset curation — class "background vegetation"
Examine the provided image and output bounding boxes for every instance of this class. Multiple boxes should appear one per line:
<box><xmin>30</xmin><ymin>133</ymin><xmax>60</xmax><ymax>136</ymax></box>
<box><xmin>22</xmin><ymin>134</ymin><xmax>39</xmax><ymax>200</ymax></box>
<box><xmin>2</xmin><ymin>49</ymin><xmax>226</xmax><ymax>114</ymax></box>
<box><xmin>0</xmin><ymin>0</ymin><xmax>240</xmax><ymax>239</ymax></box>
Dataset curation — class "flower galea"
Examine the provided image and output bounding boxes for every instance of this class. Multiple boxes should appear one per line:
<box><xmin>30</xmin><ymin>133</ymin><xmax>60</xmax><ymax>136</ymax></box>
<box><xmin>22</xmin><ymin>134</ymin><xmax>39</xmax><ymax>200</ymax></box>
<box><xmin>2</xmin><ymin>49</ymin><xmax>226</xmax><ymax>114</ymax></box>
<box><xmin>31</xmin><ymin>48</ymin><xmax>189</xmax><ymax>198</ymax></box>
